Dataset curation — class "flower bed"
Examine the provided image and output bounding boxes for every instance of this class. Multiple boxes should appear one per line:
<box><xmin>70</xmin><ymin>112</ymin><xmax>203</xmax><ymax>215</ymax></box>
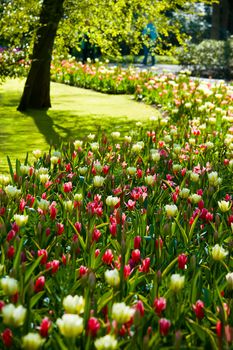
<box><xmin>51</xmin><ymin>58</ymin><xmax>154</xmax><ymax>95</ymax></box>
<box><xmin>50</xmin><ymin>59</ymin><xmax>233</xmax><ymax>126</ymax></box>
<box><xmin>0</xmin><ymin>106</ymin><xmax>233</xmax><ymax>348</ymax></box>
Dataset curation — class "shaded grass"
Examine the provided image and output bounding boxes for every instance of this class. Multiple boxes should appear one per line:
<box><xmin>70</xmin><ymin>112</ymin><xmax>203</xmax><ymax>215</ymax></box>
<box><xmin>0</xmin><ymin>79</ymin><xmax>158</xmax><ymax>173</ymax></box>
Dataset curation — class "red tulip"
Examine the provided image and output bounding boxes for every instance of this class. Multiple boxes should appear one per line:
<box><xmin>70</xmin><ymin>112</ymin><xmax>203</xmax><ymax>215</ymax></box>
<box><xmin>131</xmin><ymin>249</ymin><xmax>141</xmax><ymax>264</ymax></box>
<box><xmin>34</xmin><ymin>276</ymin><xmax>45</xmax><ymax>293</ymax></box>
<box><xmin>134</xmin><ymin>236</ymin><xmax>141</xmax><ymax>249</ymax></box>
<box><xmin>159</xmin><ymin>318</ymin><xmax>171</xmax><ymax>336</ymax></box>
<box><xmin>2</xmin><ymin>328</ymin><xmax>13</xmax><ymax>347</ymax></box>
<box><xmin>38</xmin><ymin>249</ymin><xmax>48</xmax><ymax>265</ymax></box>
<box><xmin>63</xmin><ymin>181</ymin><xmax>72</xmax><ymax>193</ymax></box>
<box><xmin>87</xmin><ymin>317</ymin><xmax>100</xmax><ymax>337</ymax></box>
<box><xmin>178</xmin><ymin>253</ymin><xmax>188</xmax><ymax>269</ymax></box>
<box><xmin>139</xmin><ymin>257</ymin><xmax>150</xmax><ymax>273</ymax></box>
<box><xmin>154</xmin><ymin>297</ymin><xmax>166</xmax><ymax>316</ymax></box>
<box><xmin>102</xmin><ymin>249</ymin><xmax>114</xmax><ymax>265</ymax></box>
<box><xmin>39</xmin><ymin>317</ymin><xmax>51</xmax><ymax>337</ymax></box>
<box><xmin>192</xmin><ymin>300</ymin><xmax>205</xmax><ymax>320</ymax></box>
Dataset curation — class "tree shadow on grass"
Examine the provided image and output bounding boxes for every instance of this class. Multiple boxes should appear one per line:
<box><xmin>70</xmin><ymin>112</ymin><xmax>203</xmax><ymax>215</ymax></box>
<box><xmin>21</xmin><ymin>109</ymin><xmax>73</xmax><ymax>148</ymax></box>
<box><xmin>22</xmin><ymin>108</ymin><xmax>140</xmax><ymax>147</ymax></box>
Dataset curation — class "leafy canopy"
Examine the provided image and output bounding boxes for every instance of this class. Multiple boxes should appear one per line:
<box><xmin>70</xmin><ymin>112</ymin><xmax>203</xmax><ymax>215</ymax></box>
<box><xmin>0</xmin><ymin>0</ymin><xmax>217</xmax><ymax>56</ymax></box>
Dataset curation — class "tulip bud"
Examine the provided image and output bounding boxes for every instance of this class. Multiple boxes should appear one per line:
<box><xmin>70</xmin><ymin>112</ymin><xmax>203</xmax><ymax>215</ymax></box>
<box><xmin>1</xmin><ymin>328</ymin><xmax>13</xmax><ymax>347</ymax></box>
<box><xmin>105</xmin><ymin>269</ymin><xmax>120</xmax><ymax>287</ymax></box>
<box><xmin>63</xmin><ymin>295</ymin><xmax>85</xmax><ymax>314</ymax></box>
<box><xmin>87</xmin><ymin>317</ymin><xmax>100</xmax><ymax>337</ymax></box>
<box><xmin>95</xmin><ymin>335</ymin><xmax>117</xmax><ymax>350</ymax></box>
<box><xmin>170</xmin><ymin>274</ymin><xmax>185</xmax><ymax>293</ymax></box>
<box><xmin>127</xmin><ymin>167</ymin><xmax>137</xmax><ymax>175</ymax></box>
<box><xmin>226</xmin><ymin>272</ymin><xmax>233</xmax><ymax>290</ymax></box>
<box><xmin>34</xmin><ymin>276</ymin><xmax>45</xmax><ymax>293</ymax></box>
<box><xmin>1</xmin><ymin>276</ymin><xmax>18</xmax><ymax>296</ymax></box>
<box><xmin>13</xmin><ymin>214</ymin><xmax>28</xmax><ymax>227</ymax></box>
<box><xmin>208</xmin><ymin>171</ymin><xmax>221</xmax><ymax>187</ymax></box>
<box><xmin>134</xmin><ymin>300</ymin><xmax>144</xmax><ymax>317</ymax></box>
<box><xmin>165</xmin><ymin>204</ymin><xmax>178</xmax><ymax>218</ymax></box>
<box><xmin>134</xmin><ymin>236</ymin><xmax>141</xmax><ymax>249</ymax></box>
<box><xmin>218</xmin><ymin>200</ymin><xmax>231</xmax><ymax>213</ymax></box>
<box><xmin>93</xmin><ymin>176</ymin><xmax>105</xmax><ymax>187</ymax></box>
<box><xmin>159</xmin><ymin>318</ymin><xmax>171</xmax><ymax>336</ymax></box>
<box><xmin>2</xmin><ymin>304</ymin><xmax>27</xmax><ymax>327</ymax></box>
<box><xmin>37</xmin><ymin>249</ymin><xmax>48</xmax><ymax>265</ymax></box>
<box><xmin>63</xmin><ymin>182</ymin><xmax>72</xmax><ymax>193</ymax></box>
<box><xmin>22</xmin><ymin>333</ymin><xmax>45</xmax><ymax>350</ymax></box>
<box><xmin>131</xmin><ymin>249</ymin><xmax>141</xmax><ymax>264</ymax></box>
<box><xmin>106</xmin><ymin>196</ymin><xmax>120</xmax><ymax>207</ymax></box>
<box><xmin>102</xmin><ymin>249</ymin><xmax>114</xmax><ymax>265</ymax></box>
<box><xmin>112</xmin><ymin>302</ymin><xmax>135</xmax><ymax>324</ymax></box>
<box><xmin>178</xmin><ymin>253</ymin><xmax>188</xmax><ymax>269</ymax></box>
<box><xmin>7</xmin><ymin>246</ymin><xmax>15</xmax><ymax>259</ymax></box>
<box><xmin>192</xmin><ymin>300</ymin><xmax>205</xmax><ymax>320</ymax></box>
<box><xmin>139</xmin><ymin>257</ymin><xmax>150</xmax><ymax>273</ymax></box>
<box><xmin>56</xmin><ymin>314</ymin><xmax>84</xmax><ymax>337</ymax></box>
<box><xmin>212</xmin><ymin>244</ymin><xmax>228</xmax><ymax>261</ymax></box>
<box><xmin>39</xmin><ymin>317</ymin><xmax>51</xmax><ymax>337</ymax></box>
<box><xmin>154</xmin><ymin>297</ymin><xmax>166</xmax><ymax>316</ymax></box>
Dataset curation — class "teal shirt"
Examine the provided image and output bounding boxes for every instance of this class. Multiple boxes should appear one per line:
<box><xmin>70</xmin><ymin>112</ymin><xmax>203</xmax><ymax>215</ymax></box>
<box><xmin>143</xmin><ymin>23</ymin><xmax>158</xmax><ymax>41</ymax></box>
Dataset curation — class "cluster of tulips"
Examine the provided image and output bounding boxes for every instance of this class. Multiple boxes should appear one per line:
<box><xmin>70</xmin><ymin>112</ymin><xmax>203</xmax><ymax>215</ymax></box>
<box><xmin>0</xmin><ymin>56</ymin><xmax>233</xmax><ymax>348</ymax></box>
<box><xmin>0</xmin><ymin>97</ymin><xmax>233</xmax><ymax>349</ymax></box>
<box><xmin>50</xmin><ymin>57</ymin><xmax>154</xmax><ymax>94</ymax></box>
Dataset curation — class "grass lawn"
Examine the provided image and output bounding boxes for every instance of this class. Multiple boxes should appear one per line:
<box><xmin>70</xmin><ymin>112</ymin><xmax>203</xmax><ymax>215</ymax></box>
<box><xmin>0</xmin><ymin>79</ymin><xmax>158</xmax><ymax>173</ymax></box>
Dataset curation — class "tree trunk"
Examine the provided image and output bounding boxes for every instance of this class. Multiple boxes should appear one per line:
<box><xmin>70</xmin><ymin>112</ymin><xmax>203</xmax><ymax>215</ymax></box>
<box><xmin>211</xmin><ymin>2</ymin><xmax>220</xmax><ymax>40</ymax></box>
<box><xmin>229</xmin><ymin>0</ymin><xmax>233</xmax><ymax>35</ymax></box>
<box><xmin>18</xmin><ymin>0</ymin><xmax>64</xmax><ymax>111</ymax></box>
<box><xmin>220</xmin><ymin>0</ymin><xmax>229</xmax><ymax>39</ymax></box>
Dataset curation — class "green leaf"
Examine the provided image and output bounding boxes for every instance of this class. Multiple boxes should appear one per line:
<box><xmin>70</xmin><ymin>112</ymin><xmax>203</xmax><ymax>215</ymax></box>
<box><xmin>13</xmin><ymin>238</ymin><xmax>24</xmax><ymax>271</ymax></box>
<box><xmin>95</xmin><ymin>222</ymin><xmax>109</xmax><ymax>229</ymax></box>
<box><xmin>162</xmin><ymin>257</ymin><xmax>178</xmax><ymax>278</ymax></box>
<box><xmin>110</xmin><ymin>239</ymin><xmax>121</xmax><ymax>254</ymax></box>
<box><xmin>16</xmin><ymin>158</ymin><xmax>21</xmax><ymax>177</ymax></box>
<box><xmin>53</xmin><ymin>334</ymin><xmax>68</xmax><ymax>350</ymax></box>
<box><xmin>188</xmin><ymin>213</ymin><xmax>200</xmax><ymax>241</ymax></box>
<box><xmin>186</xmin><ymin>319</ymin><xmax>218</xmax><ymax>350</ymax></box>
<box><xmin>174</xmin><ymin>218</ymin><xmax>188</xmax><ymax>245</ymax></box>
<box><xmin>70</xmin><ymin>279</ymin><xmax>81</xmax><ymax>295</ymax></box>
<box><xmin>30</xmin><ymin>291</ymin><xmax>45</xmax><ymax>308</ymax></box>
<box><xmin>68</xmin><ymin>219</ymin><xmax>86</xmax><ymax>252</ymax></box>
<box><xmin>24</xmin><ymin>152</ymin><xmax>29</xmax><ymax>165</ymax></box>
<box><xmin>7</xmin><ymin>155</ymin><xmax>14</xmax><ymax>182</ymax></box>
<box><xmin>97</xmin><ymin>290</ymin><xmax>113</xmax><ymax>313</ymax></box>
<box><xmin>24</xmin><ymin>256</ymin><xmax>43</xmax><ymax>284</ymax></box>
<box><xmin>191</xmin><ymin>270</ymin><xmax>201</xmax><ymax>304</ymax></box>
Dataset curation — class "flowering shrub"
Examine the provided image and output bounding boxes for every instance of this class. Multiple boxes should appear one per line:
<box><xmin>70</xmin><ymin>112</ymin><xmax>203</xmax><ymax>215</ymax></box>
<box><xmin>178</xmin><ymin>38</ymin><xmax>233</xmax><ymax>79</ymax></box>
<box><xmin>0</xmin><ymin>103</ymin><xmax>233</xmax><ymax>349</ymax></box>
<box><xmin>0</xmin><ymin>48</ymin><xmax>29</xmax><ymax>81</ymax></box>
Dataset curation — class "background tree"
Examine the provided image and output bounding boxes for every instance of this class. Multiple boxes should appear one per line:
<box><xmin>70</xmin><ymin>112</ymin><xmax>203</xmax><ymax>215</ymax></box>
<box><xmin>211</xmin><ymin>0</ymin><xmax>233</xmax><ymax>40</ymax></box>
<box><xmin>0</xmin><ymin>0</ymin><xmax>216</xmax><ymax>111</ymax></box>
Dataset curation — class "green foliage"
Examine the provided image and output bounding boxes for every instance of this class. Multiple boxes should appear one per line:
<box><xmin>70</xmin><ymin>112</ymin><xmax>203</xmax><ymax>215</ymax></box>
<box><xmin>0</xmin><ymin>0</ymin><xmax>217</xmax><ymax>58</ymax></box>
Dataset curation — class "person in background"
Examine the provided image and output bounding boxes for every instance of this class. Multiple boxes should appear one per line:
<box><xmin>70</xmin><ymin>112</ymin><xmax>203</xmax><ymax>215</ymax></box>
<box><xmin>81</xmin><ymin>34</ymin><xmax>95</xmax><ymax>63</ymax></box>
<box><xmin>142</xmin><ymin>20</ymin><xmax>158</xmax><ymax>66</ymax></box>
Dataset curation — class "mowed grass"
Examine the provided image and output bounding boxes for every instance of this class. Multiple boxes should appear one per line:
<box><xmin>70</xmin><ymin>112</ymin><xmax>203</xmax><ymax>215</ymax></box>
<box><xmin>0</xmin><ymin>79</ymin><xmax>158</xmax><ymax>173</ymax></box>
